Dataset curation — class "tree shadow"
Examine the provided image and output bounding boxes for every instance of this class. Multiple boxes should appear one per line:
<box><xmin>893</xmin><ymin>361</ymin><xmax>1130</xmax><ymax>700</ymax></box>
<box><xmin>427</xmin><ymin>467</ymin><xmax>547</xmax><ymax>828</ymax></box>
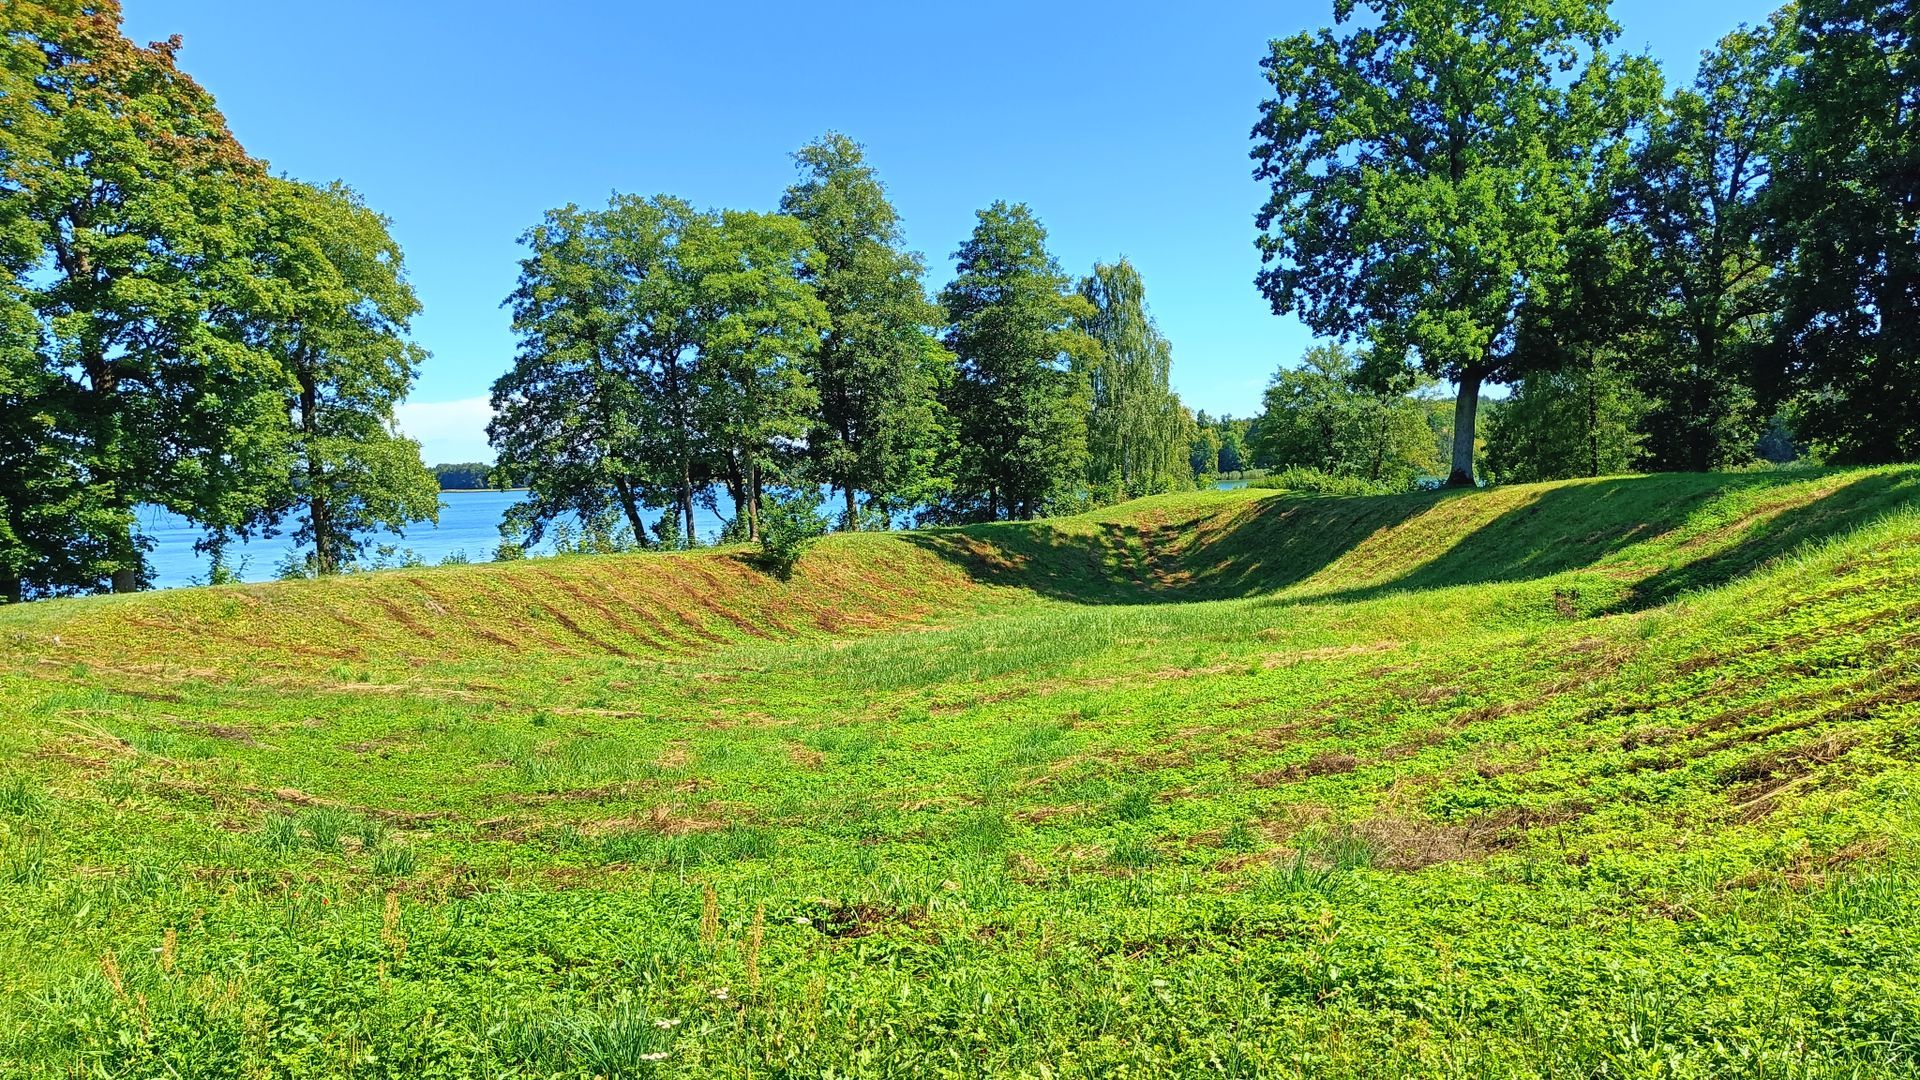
<box><xmin>1616</xmin><ymin>470</ymin><xmax>1920</xmax><ymax>610</ymax></box>
<box><xmin>1287</xmin><ymin>469</ymin><xmax>1920</xmax><ymax>610</ymax></box>
<box><xmin>901</xmin><ymin>468</ymin><xmax>1920</xmax><ymax>610</ymax></box>
<box><xmin>900</xmin><ymin>489</ymin><xmax>1465</xmax><ymax>604</ymax></box>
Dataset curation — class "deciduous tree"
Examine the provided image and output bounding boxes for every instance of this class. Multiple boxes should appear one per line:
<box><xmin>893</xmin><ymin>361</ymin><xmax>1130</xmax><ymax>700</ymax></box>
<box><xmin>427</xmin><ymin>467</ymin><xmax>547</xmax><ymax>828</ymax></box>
<box><xmin>687</xmin><ymin>209</ymin><xmax>826</xmax><ymax>541</ymax></box>
<box><xmin>1076</xmin><ymin>259</ymin><xmax>1192</xmax><ymax>500</ymax></box>
<box><xmin>246</xmin><ymin>178</ymin><xmax>439</xmax><ymax>575</ymax></box>
<box><xmin>938</xmin><ymin>203</ymin><xmax>1095</xmax><ymax>521</ymax></box>
<box><xmin>1767</xmin><ymin>0</ymin><xmax>1920</xmax><ymax>462</ymax></box>
<box><xmin>491</xmin><ymin>196</ymin><xmax>702</xmax><ymax>549</ymax></box>
<box><xmin>1250</xmin><ymin>344</ymin><xmax>1440</xmax><ymax>488</ymax></box>
<box><xmin>780</xmin><ymin>134</ymin><xmax>952</xmax><ymax>527</ymax></box>
<box><xmin>1252</xmin><ymin>0</ymin><xmax>1659</xmax><ymax>486</ymax></box>
<box><xmin>2</xmin><ymin>0</ymin><xmax>286</xmax><ymax>590</ymax></box>
<box><xmin>1620</xmin><ymin>8</ymin><xmax>1796</xmax><ymax>471</ymax></box>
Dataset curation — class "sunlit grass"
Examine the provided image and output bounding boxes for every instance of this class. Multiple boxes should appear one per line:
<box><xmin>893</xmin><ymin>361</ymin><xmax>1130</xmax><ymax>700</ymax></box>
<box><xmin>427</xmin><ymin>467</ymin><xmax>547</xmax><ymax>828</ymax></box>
<box><xmin>0</xmin><ymin>468</ymin><xmax>1917</xmax><ymax>1076</ymax></box>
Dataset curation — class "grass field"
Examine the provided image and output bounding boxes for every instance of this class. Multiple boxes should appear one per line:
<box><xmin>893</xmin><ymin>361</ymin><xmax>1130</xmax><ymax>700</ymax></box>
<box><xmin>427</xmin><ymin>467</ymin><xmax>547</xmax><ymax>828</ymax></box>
<box><xmin>3</xmin><ymin>467</ymin><xmax>1919</xmax><ymax>1077</ymax></box>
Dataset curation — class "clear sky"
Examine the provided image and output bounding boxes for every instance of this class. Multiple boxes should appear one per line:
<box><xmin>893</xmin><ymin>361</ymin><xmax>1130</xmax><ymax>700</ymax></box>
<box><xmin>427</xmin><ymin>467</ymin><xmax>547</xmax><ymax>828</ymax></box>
<box><xmin>123</xmin><ymin>0</ymin><xmax>1781</xmax><ymax>465</ymax></box>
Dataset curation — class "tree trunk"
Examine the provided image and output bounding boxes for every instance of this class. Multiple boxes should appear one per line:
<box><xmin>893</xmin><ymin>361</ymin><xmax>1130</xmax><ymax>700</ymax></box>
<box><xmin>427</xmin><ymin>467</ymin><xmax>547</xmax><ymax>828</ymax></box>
<box><xmin>1586</xmin><ymin>365</ymin><xmax>1601</xmax><ymax>478</ymax></box>
<box><xmin>1</xmin><ymin>573</ymin><xmax>20</xmax><ymax>606</ymax></box>
<box><xmin>299</xmin><ymin>375</ymin><xmax>335</xmax><ymax>575</ymax></box>
<box><xmin>613</xmin><ymin>476</ymin><xmax>645</xmax><ymax>542</ymax></box>
<box><xmin>842</xmin><ymin>485</ymin><xmax>858</xmax><ymax>531</ymax></box>
<box><xmin>1447</xmin><ymin>365</ymin><xmax>1485</xmax><ymax>488</ymax></box>
<box><xmin>744</xmin><ymin>455</ymin><xmax>759</xmax><ymax>542</ymax></box>
<box><xmin>679</xmin><ymin>466</ymin><xmax>695</xmax><ymax>549</ymax></box>
<box><xmin>83</xmin><ymin>358</ymin><xmax>141</xmax><ymax>593</ymax></box>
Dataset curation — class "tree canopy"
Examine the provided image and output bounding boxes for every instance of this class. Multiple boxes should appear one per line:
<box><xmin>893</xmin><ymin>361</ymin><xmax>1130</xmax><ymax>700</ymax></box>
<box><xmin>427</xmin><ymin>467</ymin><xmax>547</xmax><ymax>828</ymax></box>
<box><xmin>780</xmin><ymin>134</ymin><xmax>952</xmax><ymax>528</ymax></box>
<box><xmin>1077</xmin><ymin>259</ymin><xmax>1193</xmax><ymax>501</ymax></box>
<box><xmin>938</xmin><ymin>202</ymin><xmax>1096</xmax><ymax>521</ymax></box>
<box><xmin>1252</xmin><ymin>0</ymin><xmax>1659</xmax><ymax>486</ymax></box>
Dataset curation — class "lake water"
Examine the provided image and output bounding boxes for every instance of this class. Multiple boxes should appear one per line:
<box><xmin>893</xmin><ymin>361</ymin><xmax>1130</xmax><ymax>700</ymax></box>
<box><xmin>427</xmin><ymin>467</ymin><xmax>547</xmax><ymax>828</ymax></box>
<box><xmin>140</xmin><ymin>489</ymin><xmax>743</xmax><ymax>589</ymax></box>
<box><xmin>141</xmin><ymin>478</ymin><xmax>1258</xmax><ymax>589</ymax></box>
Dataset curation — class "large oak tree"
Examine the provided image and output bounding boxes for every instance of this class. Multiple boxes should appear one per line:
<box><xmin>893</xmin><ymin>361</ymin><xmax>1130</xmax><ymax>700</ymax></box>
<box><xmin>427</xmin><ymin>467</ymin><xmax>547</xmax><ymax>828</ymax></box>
<box><xmin>1252</xmin><ymin>0</ymin><xmax>1657</xmax><ymax>486</ymax></box>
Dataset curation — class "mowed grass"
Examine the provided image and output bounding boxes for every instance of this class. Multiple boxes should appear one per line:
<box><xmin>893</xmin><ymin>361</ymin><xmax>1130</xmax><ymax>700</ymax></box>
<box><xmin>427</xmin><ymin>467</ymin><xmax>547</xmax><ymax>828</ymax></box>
<box><xmin>2</xmin><ymin>467</ymin><xmax>1919</xmax><ymax>1077</ymax></box>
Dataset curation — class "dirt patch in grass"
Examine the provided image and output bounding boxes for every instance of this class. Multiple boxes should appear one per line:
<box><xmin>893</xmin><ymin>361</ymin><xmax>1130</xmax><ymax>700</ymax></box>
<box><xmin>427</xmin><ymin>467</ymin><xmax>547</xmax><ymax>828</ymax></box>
<box><xmin>811</xmin><ymin>901</ymin><xmax>923</xmax><ymax>940</ymax></box>
<box><xmin>584</xmin><ymin>802</ymin><xmax>731</xmax><ymax>837</ymax></box>
<box><xmin>1332</xmin><ymin>815</ymin><xmax>1479</xmax><ymax>870</ymax></box>
<box><xmin>1317</xmin><ymin>801</ymin><xmax>1593</xmax><ymax>871</ymax></box>
<box><xmin>181</xmin><ymin>721</ymin><xmax>265</xmax><ymax>747</ymax></box>
<box><xmin>784</xmin><ymin>743</ymin><xmax>826</xmax><ymax>769</ymax></box>
<box><xmin>1249</xmin><ymin>751</ymin><xmax>1359</xmax><ymax>787</ymax></box>
<box><xmin>1264</xmin><ymin>641</ymin><xmax>1402</xmax><ymax>669</ymax></box>
<box><xmin>1379</xmin><ymin>726</ymin><xmax>1450</xmax><ymax>761</ymax></box>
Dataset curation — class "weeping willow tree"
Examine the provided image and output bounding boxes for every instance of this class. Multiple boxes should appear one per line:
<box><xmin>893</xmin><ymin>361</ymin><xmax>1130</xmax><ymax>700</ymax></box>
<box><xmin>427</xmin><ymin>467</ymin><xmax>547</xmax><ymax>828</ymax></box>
<box><xmin>1076</xmin><ymin>260</ymin><xmax>1193</xmax><ymax>501</ymax></box>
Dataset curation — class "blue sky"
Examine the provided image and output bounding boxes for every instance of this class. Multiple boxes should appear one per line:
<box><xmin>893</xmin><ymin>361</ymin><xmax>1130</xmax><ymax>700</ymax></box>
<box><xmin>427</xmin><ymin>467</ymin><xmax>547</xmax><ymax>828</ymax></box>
<box><xmin>124</xmin><ymin>1</ymin><xmax>1780</xmax><ymax>465</ymax></box>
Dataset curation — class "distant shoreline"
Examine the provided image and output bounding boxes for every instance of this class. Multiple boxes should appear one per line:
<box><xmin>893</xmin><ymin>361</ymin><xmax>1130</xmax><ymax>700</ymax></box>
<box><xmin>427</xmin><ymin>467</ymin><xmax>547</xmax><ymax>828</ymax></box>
<box><xmin>438</xmin><ymin>486</ymin><xmax>528</xmax><ymax>493</ymax></box>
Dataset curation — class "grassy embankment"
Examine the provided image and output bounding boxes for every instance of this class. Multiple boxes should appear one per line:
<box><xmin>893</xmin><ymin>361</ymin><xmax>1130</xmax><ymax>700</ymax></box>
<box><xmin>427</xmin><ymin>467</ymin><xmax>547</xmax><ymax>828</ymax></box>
<box><xmin>2</xmin><ymin>467</ymin><xmax>1919</xmax><ymax>1077</ymax></box>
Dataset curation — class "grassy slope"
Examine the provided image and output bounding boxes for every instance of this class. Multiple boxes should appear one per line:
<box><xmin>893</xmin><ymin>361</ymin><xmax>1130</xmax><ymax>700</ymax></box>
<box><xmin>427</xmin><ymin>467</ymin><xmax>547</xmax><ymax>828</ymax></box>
<box><xmin>2</xmin><ymin>467</ymin><xmax>1918</xmax><ymax>1077</ymax></box>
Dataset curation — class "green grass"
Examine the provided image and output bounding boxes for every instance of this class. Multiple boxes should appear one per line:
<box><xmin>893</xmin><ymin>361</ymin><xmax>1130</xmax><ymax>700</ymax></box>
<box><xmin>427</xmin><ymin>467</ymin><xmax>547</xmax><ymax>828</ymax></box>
<box><xmin>2</xmin><ymin>467</ymin><xmax>1919</xmax><ymax>1076</ymax></box>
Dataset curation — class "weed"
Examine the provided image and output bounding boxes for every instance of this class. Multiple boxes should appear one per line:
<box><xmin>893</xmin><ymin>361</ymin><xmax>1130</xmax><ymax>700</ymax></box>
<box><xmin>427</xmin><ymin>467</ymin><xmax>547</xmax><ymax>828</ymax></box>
<box><xmin>297</xmin><ymin>806</ymin><xmax>354</xmax><ymax>851</ymax></box>
<box><xmin>1107</xmin><ymin>832</ymin><xmax>1160</xmax><ymax>869</ymax></box>
<box><xmin>1220</xmin><ymin>820</ymin><xmax>1260</xmax><ymax>853</ymax></box>
<box><xmin>370</xmin><ymin>842</ymin><xmax>416</xmax><ymax>876</ymax></box>
<box><xmin>0</xmin><ymin>774</ymin><xmax>42</xmax><ymax>816</ymax></box>
<box><xmin>1110</xmin><ymin>784</ymin><xmax>1158</xmax><ymax>822</ymax></box>
<box><xmin>260</xmin><ymin>813</ymin><xmax>301</xmax><ymax>854</ymax></box>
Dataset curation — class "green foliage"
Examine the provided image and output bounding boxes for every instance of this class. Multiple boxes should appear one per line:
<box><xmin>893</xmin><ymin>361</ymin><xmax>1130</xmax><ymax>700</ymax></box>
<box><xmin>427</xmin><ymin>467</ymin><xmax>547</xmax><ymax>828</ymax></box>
<box><xmin>0</xmin><ymin>5</ymin><xmax>441</xmax><ymax>597</ymax></box>
<box><xmin>1076</xmin><ymin>260</ymin><xmax>1193</xmax><ymax>501</ymax></box>
<box><xmin>1250</xmin><ymin>466</ymin><xmax>1406</xmax><ymax>497</ymax></box>
<box><xmin>1249</xmin><ymin>345</ymin><xmax>1439</xmax><ymax>489</ymax></box>
<box><xmin>1189</xmin><ymin>411</ymin><xmax>1258</xmax><ymax>478</ymax></box>
<box><xmin>1485</xmin><ymin>354</ymin><xmax>1648</xmax><ymax>483</ymax></box>
<box><xmin>1768</xmin><ymin>0</ymin><xmax>1920</xmax><ymax>463</ymax></box>
<box><xmin>250</xmin><ymin>177</ymin><xmax>440</xmax><ymax>575</ymax></box>
<box><xmin>491</xmin><ymin>195</ymin><xmax>706</xmax><ymax>549</ymax></box>
<box><xmin>430</xmin><ymin>462</ymin><xmax>494</xmax><ymax>491</ymax></box>
<box><xmin>781</xmin><ymin>133</ymin><xmax>953</xmax><ymax>527</ymax></box>
<box><xmin>938</xmin><ymin>202</ymin><xmax>1097</xmax><ymax>521</ymax></box>
<box><xmin>1253</xmin><ymin>0</ymin><xmax>1660</xmax><ymax>485</ymax></box>
<box><xmin>492</xmin><ymin>196</ymin><xmax>825</xmax><ymax>552</ymax></box>
<box><xmin>755</xmin><ymin>486</ymin><xmax>829</xmax><ymax>580</ymax></box>
<box><xmin>691</xmin><ymin>208</ymin><xmax>829</xmax><ymax>542</ymax></box>
<box><xmin>1</xmin><ymin>1</ymin><xmax>286</xmax><ymax>592</ymax></box>
<box><xmin>1617</xmin><ymin>8</ymin><xmax>1795</xmax><ymax>471</ymax></box>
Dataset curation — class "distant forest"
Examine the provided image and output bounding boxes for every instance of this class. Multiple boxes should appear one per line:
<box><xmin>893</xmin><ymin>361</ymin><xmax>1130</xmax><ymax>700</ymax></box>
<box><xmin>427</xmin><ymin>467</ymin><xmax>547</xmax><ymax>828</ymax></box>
<box><xmin>431</xmin><ymin>464</ymin><xmax>494</xmax><ymax>492</ymax></box>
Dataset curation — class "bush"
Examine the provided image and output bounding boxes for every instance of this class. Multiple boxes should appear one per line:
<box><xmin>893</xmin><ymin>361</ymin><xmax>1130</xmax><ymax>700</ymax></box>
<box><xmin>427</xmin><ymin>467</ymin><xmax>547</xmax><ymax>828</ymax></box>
<box><xmin>755</xmin><ymin>488</ymin><xmax>828</xmax><ymax>580</ymax></box>
<box><xmin>1251</xmin><ymin>466</ymin><xmax>1408</xmax><ymax>497</ymax></box>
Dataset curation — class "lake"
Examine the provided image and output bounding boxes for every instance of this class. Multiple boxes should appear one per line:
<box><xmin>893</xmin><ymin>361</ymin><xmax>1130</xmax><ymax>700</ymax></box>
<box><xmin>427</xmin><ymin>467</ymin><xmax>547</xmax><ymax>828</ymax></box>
<box><xmin>141</xmin><ymin>478</ymin><xmax>1257</xmax><ymax>589</ymax></box>
<box><xmin>139</xmin><ymin>489</ymin><xmax>744</xmax><ymax>589</ymax></box>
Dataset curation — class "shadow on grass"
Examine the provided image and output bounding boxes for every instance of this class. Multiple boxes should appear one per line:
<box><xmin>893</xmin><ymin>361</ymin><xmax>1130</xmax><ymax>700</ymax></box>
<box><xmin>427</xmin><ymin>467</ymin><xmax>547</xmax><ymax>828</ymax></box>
<box><xmin>902</xmin><ymin>469</ymin><xmax>1920</xmax><ymax>609</ymax></box>
<box><xmin>902</xmin><ymin>488</ymin><xmax>1467</xmax><ymax>604</ymax></box>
